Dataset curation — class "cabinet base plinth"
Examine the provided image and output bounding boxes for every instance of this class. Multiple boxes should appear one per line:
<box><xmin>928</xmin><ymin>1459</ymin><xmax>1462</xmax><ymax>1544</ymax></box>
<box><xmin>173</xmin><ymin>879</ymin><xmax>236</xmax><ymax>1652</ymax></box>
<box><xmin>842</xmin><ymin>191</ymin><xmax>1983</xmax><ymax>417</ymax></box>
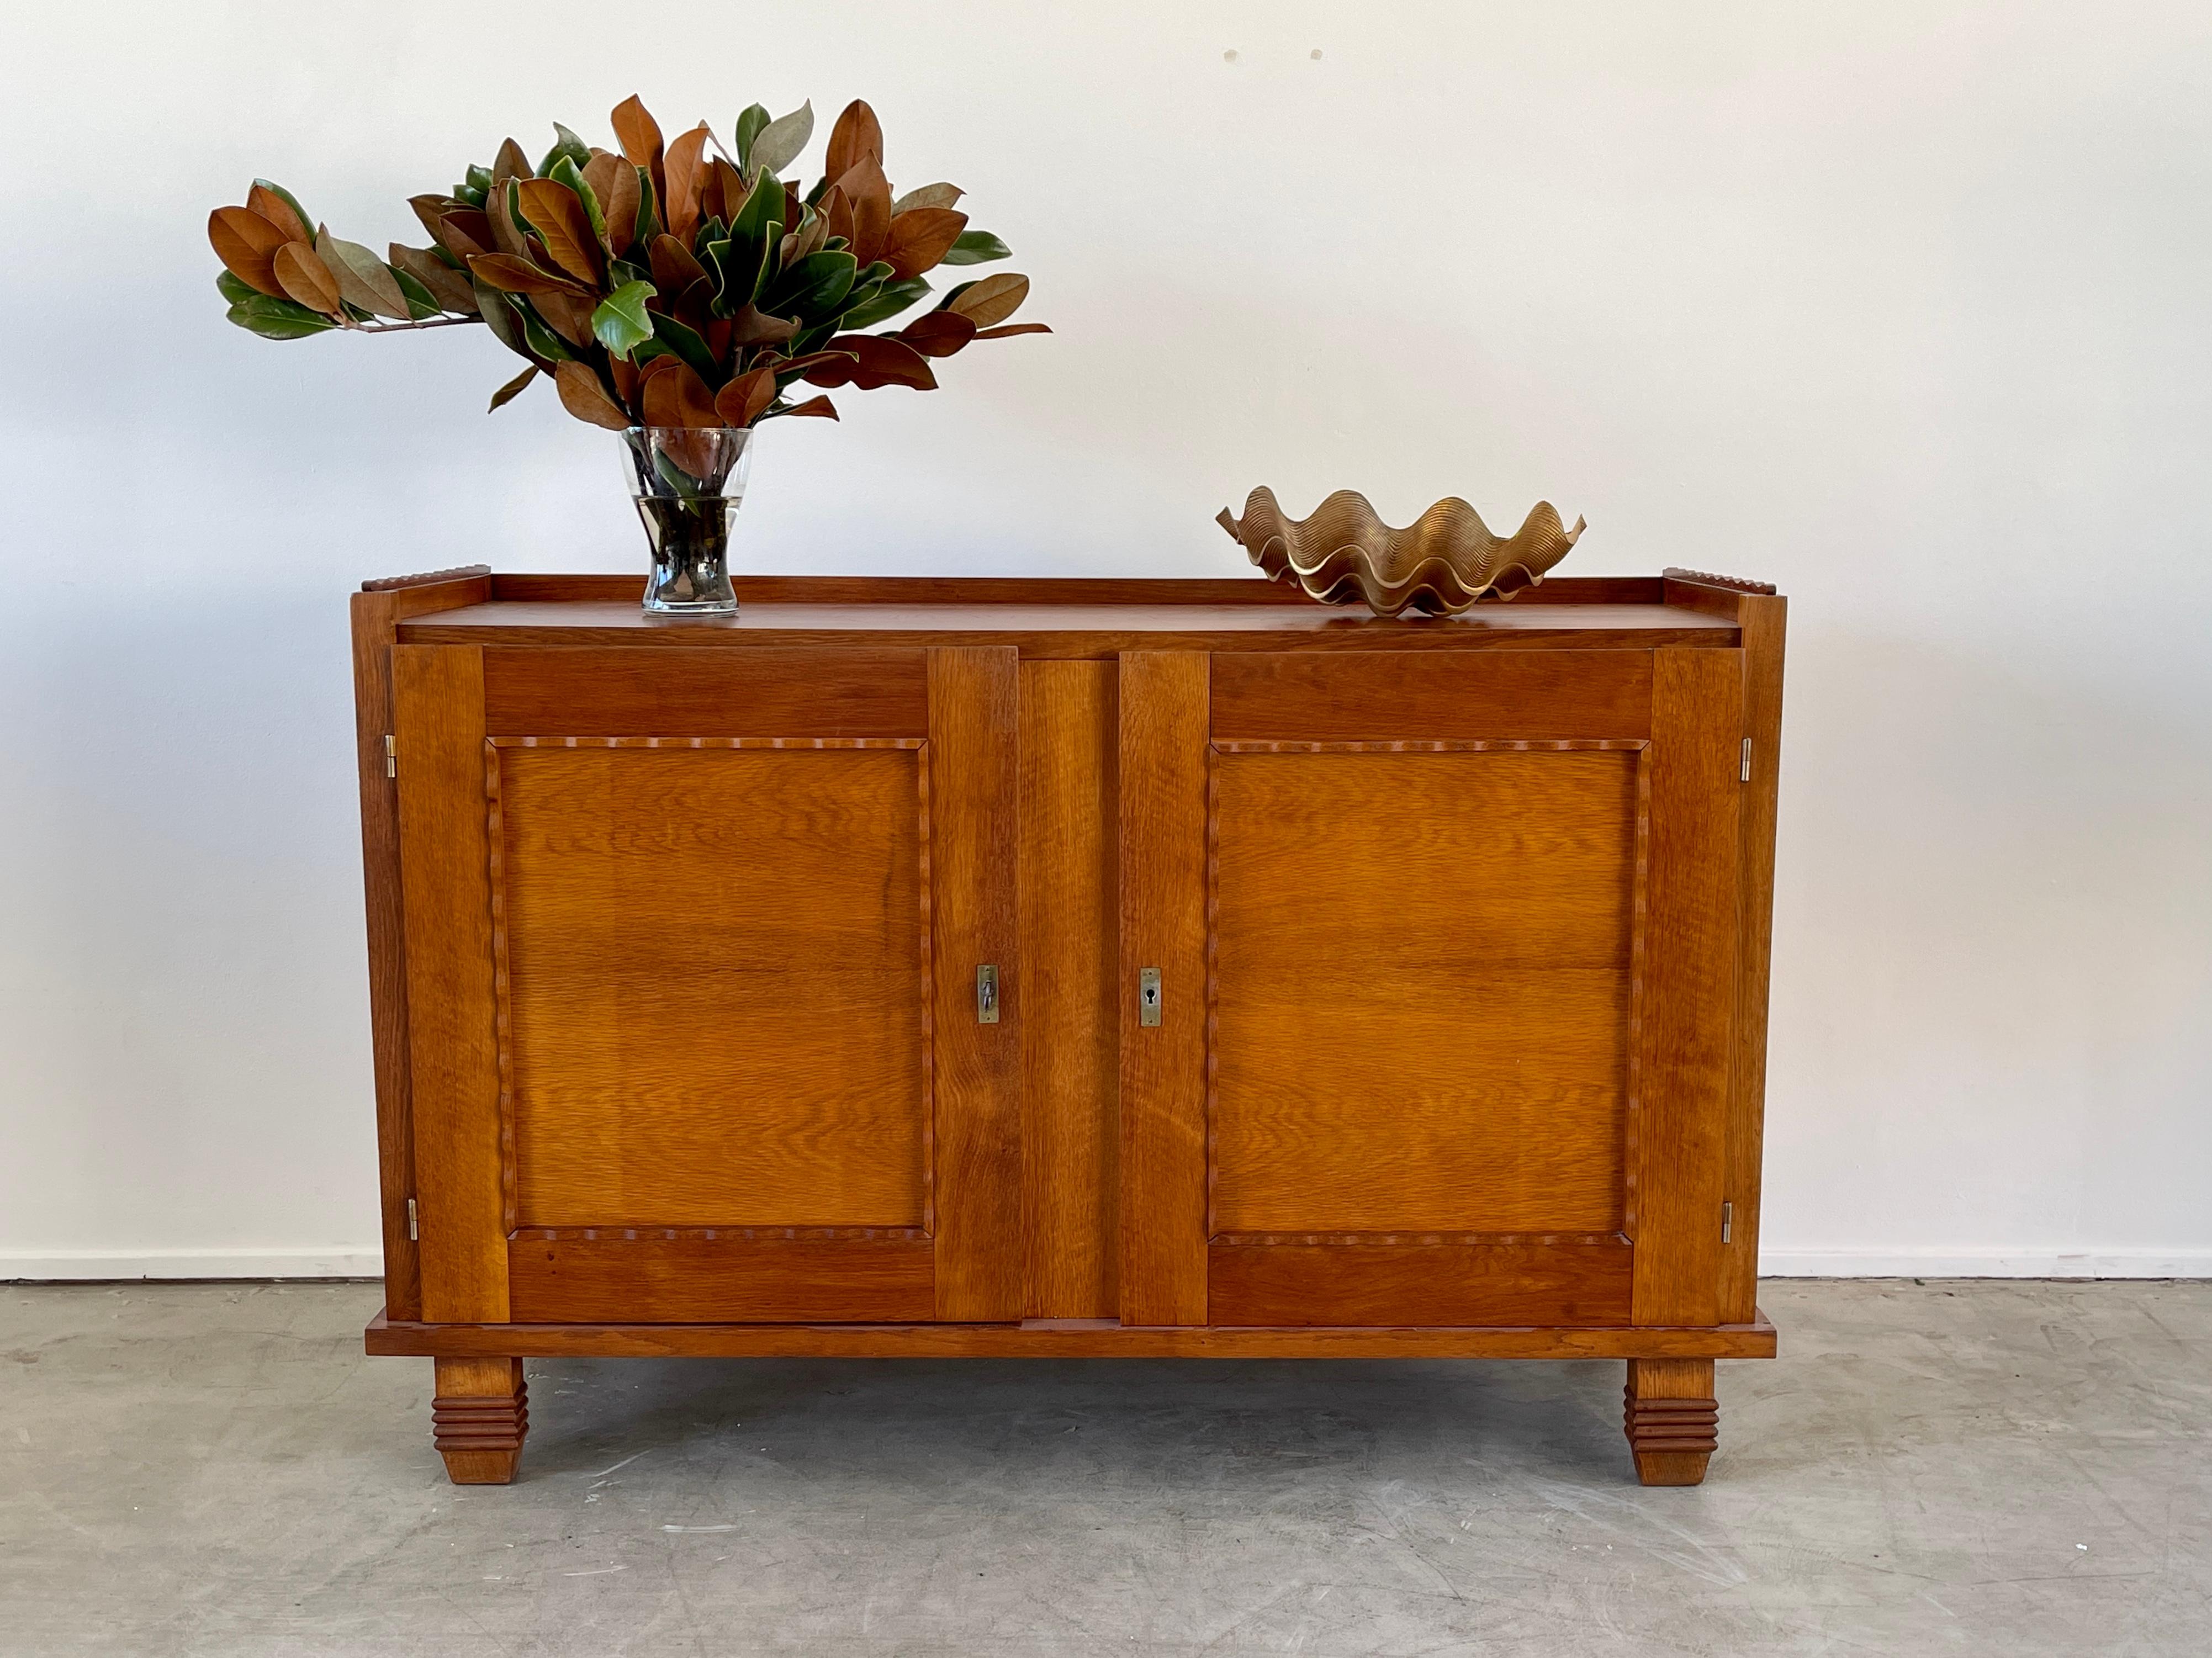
<box><xmin>432</xmin><ymin>1357</ymin><xmax>528</xmax><ymax>1485</ymax></box>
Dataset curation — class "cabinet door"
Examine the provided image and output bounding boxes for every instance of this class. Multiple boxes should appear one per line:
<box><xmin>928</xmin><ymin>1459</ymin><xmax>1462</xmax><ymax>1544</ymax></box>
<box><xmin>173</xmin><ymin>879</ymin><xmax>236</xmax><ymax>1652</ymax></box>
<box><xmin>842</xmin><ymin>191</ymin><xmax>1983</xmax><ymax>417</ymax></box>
<box><xmin>393</xmin><ymin>643</ymin><xmax>1019</xmax><ymax>1324</ymax></box>
<box><xmin>1118</xmin><ymin>647</ymin><xmax>1743</xmax><ymax>1328</ymax></box>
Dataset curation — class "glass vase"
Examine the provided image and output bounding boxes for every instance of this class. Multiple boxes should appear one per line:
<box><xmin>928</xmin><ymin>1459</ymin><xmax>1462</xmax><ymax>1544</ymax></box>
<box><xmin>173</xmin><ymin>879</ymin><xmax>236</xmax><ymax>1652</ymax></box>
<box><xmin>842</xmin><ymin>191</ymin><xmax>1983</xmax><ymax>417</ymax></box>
<box><xmin>621</xmin><ymin>426</ymin><xmax>754</xmax><ymax>616</ymax></box>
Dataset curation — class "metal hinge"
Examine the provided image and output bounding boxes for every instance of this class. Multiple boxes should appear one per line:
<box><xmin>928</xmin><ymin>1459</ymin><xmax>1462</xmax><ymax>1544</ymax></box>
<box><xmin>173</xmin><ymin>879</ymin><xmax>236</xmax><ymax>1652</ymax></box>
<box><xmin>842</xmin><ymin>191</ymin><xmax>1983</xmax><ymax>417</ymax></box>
<box><xmin>1740</xmin><ymin>738</ymin><xmax>1752</xmax><ymax>783</ymax></box>
<box><xmin>405</xmin><ymin>1197</ymin><xmax>419</xmax><ymax>1241</ymax></box>
<box><xmin>1721</xmin><ymin>1200</ymin><xmax>1733</xmax><ymax>1244</ymax></box>
<box><xmin>384</xmin><ymin>734</ymin><xmax>397</xmax><ymax>779</ymax></box>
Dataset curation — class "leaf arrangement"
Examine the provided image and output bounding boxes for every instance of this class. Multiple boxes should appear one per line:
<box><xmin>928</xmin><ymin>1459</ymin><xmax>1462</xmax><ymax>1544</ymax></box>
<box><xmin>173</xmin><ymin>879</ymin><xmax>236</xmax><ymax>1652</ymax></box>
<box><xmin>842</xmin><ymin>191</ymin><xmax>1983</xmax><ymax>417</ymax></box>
<box><xmin>208</xmin><ymin>96</ymin><xmax>1047</xmax><ymax>431</ymax></box>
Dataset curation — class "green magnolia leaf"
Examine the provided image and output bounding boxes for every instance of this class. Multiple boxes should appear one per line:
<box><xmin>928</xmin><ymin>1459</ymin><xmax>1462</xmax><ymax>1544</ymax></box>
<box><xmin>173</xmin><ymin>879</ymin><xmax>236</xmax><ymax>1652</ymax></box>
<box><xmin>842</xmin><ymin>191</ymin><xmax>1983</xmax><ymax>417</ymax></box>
<box><xmin>226</xmin><ymin>294</ymin><xmax>339</xmax><ymax>340</ymax></box>
<box><xmin>464</xmin><ymin>163</ymin><xmax>494</xmax><ymax>198</ymax></box>
<box><xmin>730</xmin><ymin>167</ymin><xmax>784</xmax><ymax>245</ymax></box>
<box><xmin>517</xmin><ymin>300</ymin><xmax>576</xmax><ymax>362</ymax></box>
<box><xmin>474</xmin><ymin>282</ymin><xmax>529</xmax><ymax>356</ymax></box>
<box><xmin>649</xmin><ymin>309</ymin><xmax>719</xmax><ymax>379</ymax></box>
<box><xmin>633</xmin><ymin>167</ymin><xmax>659</xmax><ymax>246</ymax></box>
<box><xmin>216</xmin><ymin>269</ymin><xmax>260</xmax><ymax>305</ymax></box>
<box><xmin>390</xmin><ymin>266</ymin><xmax>443</xmax><ymax>320</ymax></box>
<box><xmin>733</xmin><ymin>103</ymin><xmax>771</xmax><ymax>169</ymax></box>
<box><xmin>592</xmin><ymin>280</ymin><xmax>657</xmax><ymax>359</ymax></box>
<box><xmin>749</xmin><ymin>102</ymin><xmax>814</xmax><ymax>179</ymax></box>
<box><xmin>838</xmin><ymin>275</ymin><xmax>930</xmax><ymax>329</ymax></box>
<box><xmin>539</xmin><ymin>123</ymin><xmax>592</xmax><ymax>178</ymax></box>
<box><xmin>941</xmin><ymin>229</ymin><xmax>1011</xmax><ymax>266</ymax></box>
<box><xmin>549</xmin><ymin>155</ymin><xmax>607</xmax><ymax>244</ymax></box>
<box><xmin>765</xmin><ymin>248</ymin><xmax>858</xmax><ymax>320</ymax></box>
<box><xmin>316</xmin><ymin>230</ymin><xmax>414</xmax><ymax>320</ymax></box>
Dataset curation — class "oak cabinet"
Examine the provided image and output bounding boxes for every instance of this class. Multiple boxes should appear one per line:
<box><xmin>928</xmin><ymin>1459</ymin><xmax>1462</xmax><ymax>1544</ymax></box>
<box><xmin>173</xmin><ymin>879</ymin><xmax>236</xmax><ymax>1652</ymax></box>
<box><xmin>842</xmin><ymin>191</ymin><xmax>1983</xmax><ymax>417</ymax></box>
<box><xmin>353</xmin><ymin>569</ymin><xmax>1784</xmax><ymax>1489</ymax></box>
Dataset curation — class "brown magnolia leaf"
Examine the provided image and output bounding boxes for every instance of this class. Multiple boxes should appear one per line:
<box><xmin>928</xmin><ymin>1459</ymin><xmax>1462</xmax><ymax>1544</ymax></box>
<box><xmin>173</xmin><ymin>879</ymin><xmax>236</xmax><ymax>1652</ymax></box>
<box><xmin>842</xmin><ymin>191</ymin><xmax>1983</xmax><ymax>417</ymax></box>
<box><xmin>389</xmin><ymin>244</ymin><xmax>478</xmax><ymax>313</ymax></box>
<box><xmin>492</xmin><ymin>139</ymin><xmax>531</xmax><ymax>187</ymax></box>
<box><xmin>531</xmin><ymin>289</ymin><xmax>597</xmax><ymax>349</ymax></box>
<box><xmin>879</xmin><ymin>207</ymin><xmax>968</xmax><ymax>281</ymax></box>
<box><xmin>611</xmin><ymin>96</ymin><xmax>663</xmax><ymax>168</ymax></box>
<box><xmin>897</xmin><ymin>309</ymin><xmax>978</xmax><ymax>357</ymax></box>
<box><xmin>608</xmin><ymin>352</ymin><xmax>642</xmax><ymax>412</ymax></box>
<box><xmin>488</xmin><ymin>364</ymin><xmax>538</xmax><ymax>412</ymax></box>
<box><xmin>802</xmin><ymin>333</ymin><xmax>935</xmax><ymax>391</ymax></box>
<box><xmin>637</xmin><ymin>353</ymin><xmax>688</xmax><ymax>385</ymax></box>
<box><xmin>428</xmin><ymin>206</ymin><xmax>491</xmax><ymax>261</ymax></box>
<box><xmin>947</xmin><ymin>271</ymin><xmax>1029</xmax><ymax>328</ymax></box>
<box><xmin>973</xmin><ymin>322</ymin><xmax>1051</xmax><ymax>339</ymax></box>
<box><xmin>713</xmin><ymin>364</ymin><xmax>779</xmax><ymax>428</ymax></box>
<box><xmin>467</xmin><ymin>253</ymin><xmax>593</xmax><ymax>296</ymax></box>
<box><xmin>834</xmin><ymin>156</ymin><xmax>891</xmax><ymax>267</ymax></box>
<box><xmin>641</xmin><ymin>359</ymin><xmax>719</xmax><ymax>428</ymax></box>
<box><xmin>820</xmin><ymin>184</ymin><xmax>853</xmax><ymax>251</ymax></box>
<box><xmin>272</xmin><ymin>241</ymin><xmax>342</xmax><ymax>314</ymax></box>
<box><xmin>707</xmin><ymin>157</ymin><xmax>746</xmax><ymax>227</ymax></box>
<box><xmin>408</xmin><ymin>195</ymin><xmax>454</xmax><ymax>241</ymax></box>
<box><xmin>208</xmin><ymin>206</ymin><xmax>289</xmax><ymax>296</ymax></box>
<box><xmin>581</xmin><ymin>151</ymin><xmax>623</xmax><ymax>219</ymax></box>
<box><xmin>317</xmin><ymin>229</ymin><xmax>412</xmax><ymax>319</ymax></box>
<box><xmin>824</xmin><ymin>100</ymin><xmax>883</xmax><ymax>187</ymax></box>
<box><xmin>486</xmin><ymin>181</ymin><xmax>531</xmax><ymax>257</ymax></box>
<box><xmin>780</xmin><ymin>394</ymin><xmax>839</xmax><ymax>421</ymax></box>
<box><xmin>890</xmin><ymin>182</ymin><xmax>963</xmax><ymax>216</ymax></box>
<box><xmin>663</xmin><ymin>124</ymin><xmax>712</xmax><ymax>246</ymax></box>
<box><xmin>728</xmin><ymin>303</ymin><xmax>800</xmax><ymax>346</ymax></box>
<box><xmin>247</xmin><ymin>184</ymin><xmax>310</xmax><ymax>244</ymax></box>
<box><xmin>786</xmin><ymin>208</ymin><xmax>830</xmax><ymax>265</ymax></box>
<box><xmin>648</xmin><ymin>234</ymin><xmax>710</xmax><ymax>300</ymax></box>
<box><xmin>555</xmin><ymin>361</ymin><xmax>633</xmax><ymax>431</ymax></box>
<box><xmin>515</xmin><ymin>179</ymin><xmax>602</xmax><ymax>284</ymax></box>
<box><xmin>601</xmin><ymin>160</ymin><xmax>641</xmax><ymax>257</ymax></box>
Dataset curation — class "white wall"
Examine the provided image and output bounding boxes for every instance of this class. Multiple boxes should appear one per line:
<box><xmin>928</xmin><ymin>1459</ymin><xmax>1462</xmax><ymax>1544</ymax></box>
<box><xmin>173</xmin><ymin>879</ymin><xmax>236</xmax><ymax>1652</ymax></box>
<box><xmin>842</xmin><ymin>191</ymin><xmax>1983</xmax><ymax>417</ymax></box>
<box><xmin>3</xmin><ymin>2</ymin><xmax>2206</xmax><ymax>1279</ymax></box>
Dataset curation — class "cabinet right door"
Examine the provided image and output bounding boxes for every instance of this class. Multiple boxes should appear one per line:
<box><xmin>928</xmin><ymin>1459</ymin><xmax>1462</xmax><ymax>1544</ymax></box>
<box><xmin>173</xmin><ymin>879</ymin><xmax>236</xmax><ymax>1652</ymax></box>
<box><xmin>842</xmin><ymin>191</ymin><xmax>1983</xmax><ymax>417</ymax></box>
<box><xmin>1118</xmin><ymin>645</ymin><xmax>1744</xmax><ymax>1329</ymax></box>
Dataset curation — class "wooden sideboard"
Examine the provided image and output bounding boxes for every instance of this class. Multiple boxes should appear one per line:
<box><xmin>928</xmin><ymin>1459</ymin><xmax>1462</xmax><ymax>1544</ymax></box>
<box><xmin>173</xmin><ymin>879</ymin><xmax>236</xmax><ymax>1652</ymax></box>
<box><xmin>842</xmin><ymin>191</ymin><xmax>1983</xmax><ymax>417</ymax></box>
<box><xmin>352</xmin><ymin>569</ymin><xmax>1784</xmax><ymax>1487</ymax></box>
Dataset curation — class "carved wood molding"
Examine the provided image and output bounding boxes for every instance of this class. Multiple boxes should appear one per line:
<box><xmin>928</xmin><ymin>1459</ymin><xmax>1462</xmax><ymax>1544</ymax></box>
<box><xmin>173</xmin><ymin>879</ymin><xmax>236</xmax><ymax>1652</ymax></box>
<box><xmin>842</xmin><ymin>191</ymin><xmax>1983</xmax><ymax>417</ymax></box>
<box><xmin>362</xmin><ymin>564</ymin><xmax>493</xmax><ymax>593</ymax></box>
<box><xmin>1622</xmin><ymin>1384</ymin><xmax>1719</xmax><ymax>1455</ymax></box>
<box><xmin>1661</xmin><ymin>568</ymin><xmax>1776</xmax><ymax>596</ymax></box>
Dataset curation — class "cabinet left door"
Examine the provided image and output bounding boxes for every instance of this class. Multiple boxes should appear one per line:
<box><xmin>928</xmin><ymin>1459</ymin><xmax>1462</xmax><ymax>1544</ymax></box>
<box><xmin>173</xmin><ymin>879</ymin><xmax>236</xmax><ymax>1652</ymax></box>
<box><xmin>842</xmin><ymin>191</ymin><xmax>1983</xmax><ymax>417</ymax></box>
<box><xmin>391</xmin><ymin>642</ymin><xmax>1020</xmax><ymax>1325</ymax></box>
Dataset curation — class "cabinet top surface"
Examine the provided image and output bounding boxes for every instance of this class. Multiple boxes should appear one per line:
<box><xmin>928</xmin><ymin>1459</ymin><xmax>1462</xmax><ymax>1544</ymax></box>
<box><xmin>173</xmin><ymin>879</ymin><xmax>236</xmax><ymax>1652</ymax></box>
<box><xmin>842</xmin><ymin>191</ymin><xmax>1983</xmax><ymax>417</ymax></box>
<box><xmin>384</xmin><ymin>575</ymin><xmax>1756</xmax><ymax>655</ymax></box>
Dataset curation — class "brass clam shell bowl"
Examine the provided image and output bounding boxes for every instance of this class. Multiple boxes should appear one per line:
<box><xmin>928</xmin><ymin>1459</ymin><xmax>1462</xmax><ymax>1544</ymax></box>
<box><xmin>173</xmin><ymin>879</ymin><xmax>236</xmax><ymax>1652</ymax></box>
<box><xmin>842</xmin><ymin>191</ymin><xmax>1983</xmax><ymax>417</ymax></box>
<box><xmin>1217</xmin><ymin>486</ymin><xmax>1586</xmax><ymax>617</ymax></box>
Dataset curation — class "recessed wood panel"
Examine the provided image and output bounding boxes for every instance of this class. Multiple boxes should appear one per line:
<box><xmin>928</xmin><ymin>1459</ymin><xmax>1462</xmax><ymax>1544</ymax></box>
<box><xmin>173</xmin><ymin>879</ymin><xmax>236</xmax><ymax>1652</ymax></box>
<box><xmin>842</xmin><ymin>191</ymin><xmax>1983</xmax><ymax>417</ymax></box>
<box><xmin>481</xmin><ymin>647</ymin><xmax>929</xmax><ymax>737</ymax></box>
<box><xmin>1211</xmin><ymin>748</ymin><xmax>1638</xmax><ymax>1235</ymax></box>
<box><xmin>509</xmin><ymin>1232</ymin><xmax>934</xmax><ymax>1323</ymax></box>
<box><xmin>1211</xmin><ymin>650</ymin><xmax>1653</xmax><ymax>741</ymax></box>
<box><xmin>1208</xmin><ymin>1241</ymin><xmax>1632</xmax><ymax>1327</ymax></box>
<box><xmin>495</xmin><ymin>743</ymin><xmax>928</xmax><ymax>1228</ymax></box>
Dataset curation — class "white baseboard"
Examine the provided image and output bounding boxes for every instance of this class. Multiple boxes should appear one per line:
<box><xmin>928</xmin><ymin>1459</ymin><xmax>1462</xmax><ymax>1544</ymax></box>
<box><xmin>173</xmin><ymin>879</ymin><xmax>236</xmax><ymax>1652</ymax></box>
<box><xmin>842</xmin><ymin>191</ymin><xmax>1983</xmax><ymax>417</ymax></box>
<box><xmin>1</xmin><ymin>1248</ymin><xmax>386</xmax><ymax>1281</ymax></box>
<box><xmin>5</xmin><ymin>1247</ymin><xmax>2208</xmax><ymax>1284</ymax></box>
<box><xmin>1759</xmin><ymin>1248</ymin><xmax>2212</xmax><ymax>1279</ymax></box>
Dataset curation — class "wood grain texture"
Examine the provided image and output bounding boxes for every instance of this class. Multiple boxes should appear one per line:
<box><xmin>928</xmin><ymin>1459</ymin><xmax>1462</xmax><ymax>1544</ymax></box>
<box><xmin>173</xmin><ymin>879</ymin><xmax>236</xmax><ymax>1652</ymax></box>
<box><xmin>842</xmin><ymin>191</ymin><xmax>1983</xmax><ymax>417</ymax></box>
<box><xmin>928</xmin><ymin>648</ymin><xmax>1024</xmax><ymax>1320</ymax></box>
<box><xmin>1624</xmin><ymin>1356</ymin><xmax>1718</xmax><ymax>1486</ymax></box>
<box><xmin>488</xmin><ymin>574</ymin><xmax>1672</xmax><ymax>608</ymax></box>
<box><xmin>1630</xmin><ymin>650</ymin><xmax>1745</xmax><ymax>1328</ymax></box>
<box><xmin>431</xmin><ymin>1355</ymin><xmax>527</xmax><ymax>1485</ymax></box>
<box><xmin>1017</xmin><ymin>660</ymin><xmax>1119</xmax><ymax>1318</ymax></box>
<box><xmin>481</xmin><ymin>647</ymin><xmax>929</xmax><ymax>737</ymax></box>
<box><xmin>369</xmin><ymin>1310</ymin><xmax>1779</xmax><ymax>1360</ymax></box>
<box><xmin>508</xmin><ymin>1232</ymin><xmax>934</xmax><ymax>1322</ymax></box>
<box><xmin>1721</xmin><ymin>596</ymin><xmax>1786</xmax><ymax>1322</ymax></box>
<box><xmin>1210</xmin><ymin>748</ymin><xmax>1637</xmax><ymax>1233</ymax></box>
<box><xmin>1210</xmin><ymin>649</ymin><xmax>1654</xmax><ymax>740</ymax></box>
<box><xmin>495</xmin><ymin>743</ymin><xmax>928</xmax><ymax>1228</ymax></box>
<box><xmin>393</xmin><ymin>645</ymin><xmax>507</xmax><ymax>1323</ymax></box>
<box><xmin>1208</xmin><ymin>1241</ymin><xmax>1631</xmax><ymax>1327</ymax></box>
<box><xmin>1118</xmin><ymin>652</ymin><xmax>1211</xmax><ymax>1325</ymax></box>
<box><xmin>351</xmin><ymin>573</ymin><xmax>493</xmax><ymax>1322</ymax></box>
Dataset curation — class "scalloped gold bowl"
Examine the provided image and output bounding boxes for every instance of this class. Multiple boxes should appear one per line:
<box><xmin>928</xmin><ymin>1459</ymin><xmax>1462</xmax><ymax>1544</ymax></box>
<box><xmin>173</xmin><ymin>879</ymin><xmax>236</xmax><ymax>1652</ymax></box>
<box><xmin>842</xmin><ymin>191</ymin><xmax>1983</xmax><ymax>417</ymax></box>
<box><xmin>1216</xmin><ymin>486</ymin><xmax>1585</xmax><ymax>617</ymax></box>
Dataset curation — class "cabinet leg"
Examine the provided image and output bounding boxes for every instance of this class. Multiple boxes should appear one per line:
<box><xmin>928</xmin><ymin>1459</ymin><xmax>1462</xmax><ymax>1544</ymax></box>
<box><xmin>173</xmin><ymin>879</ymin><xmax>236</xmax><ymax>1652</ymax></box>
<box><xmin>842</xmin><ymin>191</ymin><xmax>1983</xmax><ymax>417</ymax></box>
<box><xmin>432</xmin><ymin>1358</ymin><xmax>528</xmax><ymax>1485</ymax></box>
<box><xmin>1623</xmin><ymin>1358</ymin><xmax>1717</xmax><ymax>1486</ymax></box>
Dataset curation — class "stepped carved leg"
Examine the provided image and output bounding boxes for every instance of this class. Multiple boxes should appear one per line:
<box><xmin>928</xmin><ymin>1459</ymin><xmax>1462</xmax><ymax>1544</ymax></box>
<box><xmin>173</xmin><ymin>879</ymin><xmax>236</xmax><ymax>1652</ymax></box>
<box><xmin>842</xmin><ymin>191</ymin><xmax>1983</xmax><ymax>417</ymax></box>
<box><xmin>432</xmin><ymin>1358</ymin><xmax>528</xmax><ymax>1485</ymax></box>
<box><xmin>1623</xmin><ymin>1358</ymin><xmax>1718</xmax><ymax>1486</ymax></box>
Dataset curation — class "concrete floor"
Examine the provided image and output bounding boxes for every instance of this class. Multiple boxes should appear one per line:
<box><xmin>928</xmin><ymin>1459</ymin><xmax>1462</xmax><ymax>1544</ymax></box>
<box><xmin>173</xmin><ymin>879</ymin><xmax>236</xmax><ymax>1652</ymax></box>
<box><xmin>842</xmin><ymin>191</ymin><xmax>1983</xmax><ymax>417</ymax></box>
<box><xmin>0</xmin><ymin>1281</ymin><xmax>2205</xmax><ymax>1656</ymax></box>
